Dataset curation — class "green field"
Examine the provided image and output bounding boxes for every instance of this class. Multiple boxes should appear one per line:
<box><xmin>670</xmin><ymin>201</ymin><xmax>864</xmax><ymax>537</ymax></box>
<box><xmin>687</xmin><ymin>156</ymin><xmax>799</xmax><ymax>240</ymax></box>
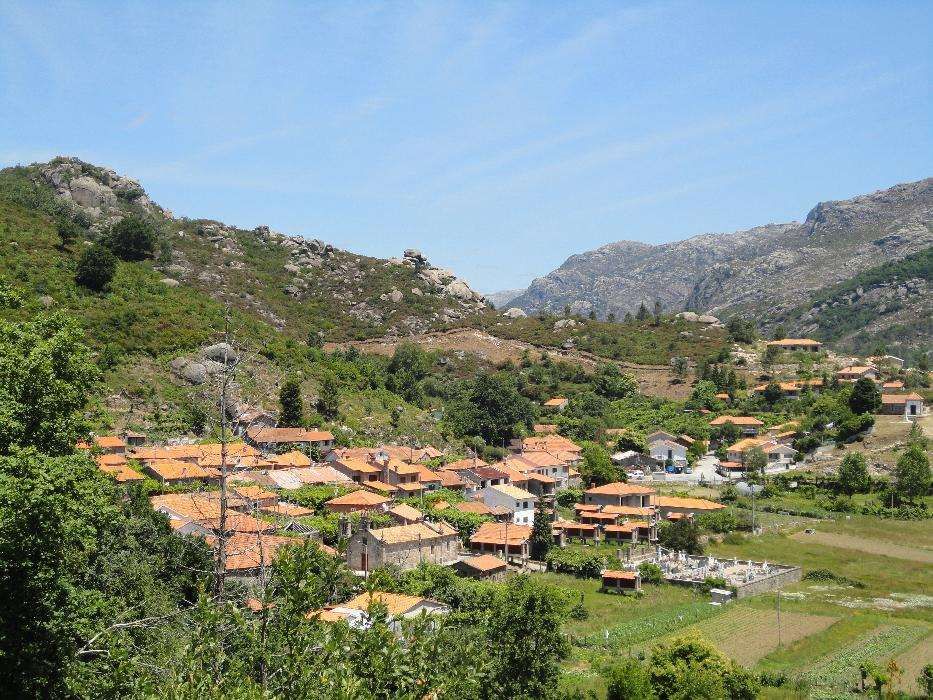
<box><xmin>549</xmin><ymin>514</ymin><xmax>933</xmax><ymax>697</ymax></box>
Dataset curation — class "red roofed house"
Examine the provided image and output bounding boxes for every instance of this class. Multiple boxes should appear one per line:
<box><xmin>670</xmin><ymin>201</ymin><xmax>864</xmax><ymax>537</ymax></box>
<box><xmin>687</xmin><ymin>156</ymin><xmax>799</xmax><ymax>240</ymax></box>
<box><xmin>880</xmin><ymin>393</ymin><xmax>925</xmax><ymax>418</ymax></box>
<box><xmin>583</xmin><ymin>482</ymin><xmax>656</xmax><ymax>509</ymax></box>
<box><xmin>709</xmin><ymin>415</ymin><xmax>764</xmax><ymax>436</ymax></box>
<box><xmin>451</xmin><ymin>554</ymin><xmax>508</xmax><ymax>581</ymax></box>
<box><xmin>246</xmin><ymin>427</ymin><xmax>335</xmax><ymax>454</ymax></box>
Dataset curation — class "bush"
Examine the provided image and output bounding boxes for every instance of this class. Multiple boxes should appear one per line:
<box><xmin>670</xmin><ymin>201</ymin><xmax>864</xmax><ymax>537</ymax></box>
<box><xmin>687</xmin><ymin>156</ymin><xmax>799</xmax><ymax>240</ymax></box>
<box><xmin>105</xmin><ymin>215</ymin><xmax>158</xmax><ymax>261</ymax></box>
<box><xmin>696</xmin><ymin>510</ymin><xmax>737</xmax><ymax>533</ymax></box>
<box><xmin>638</xmin><ymin>562</ymin><xmax>663</xmax><ymax>585</ymax></box>
<box><xmin>802</xmin><ymin>568</ymin><xmax>865</xmax><ymax>588</ymax></box>
<box><xmin>546</xmin><ymin>549</ymin><xmax>607</xmax><ymax>578</ymax></box>
<box><xmin>75</xmin><ymin>244</ymin><xmax>117</xmax><ymax>291</ymax></box>
<box><xmin>555</xmin><ymin>488</ymin><xmax>583</xmax><ymax>508</ymax></box>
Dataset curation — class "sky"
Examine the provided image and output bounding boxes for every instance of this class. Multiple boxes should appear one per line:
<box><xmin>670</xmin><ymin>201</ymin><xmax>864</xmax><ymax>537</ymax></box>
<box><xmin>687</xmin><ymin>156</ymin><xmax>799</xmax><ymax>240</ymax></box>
<box><xmin>1</xmin><ymin>2</ymin><xmax>931</xmax><ymax>293</ymax></box>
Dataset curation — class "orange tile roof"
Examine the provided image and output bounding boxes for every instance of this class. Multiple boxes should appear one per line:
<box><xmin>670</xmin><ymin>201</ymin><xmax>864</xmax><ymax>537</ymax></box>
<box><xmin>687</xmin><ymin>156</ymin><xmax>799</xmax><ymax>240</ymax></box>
<box><xmin>457</xmin><ymin>554</ymin><xmax>507</xmax><ymax>572</ymax></box>
<box><xmin>522</xmin><ymin>435</ymin><xmax>582</xmax><ymax>453</ymax></box>
<box><xmin>368</xmin><ymin>521</ymin><xmax>457</xmax><ymax>545</ymax></box>
<box><xmin>601</xmin><ymin>505</ymin><xmax>654</xmax><ymax>516</ymax></box>
<box><xmin>585</xmin><ymin>482</ymin><xmax>656</xmax><ymax>496</ymax></box>
<box><xmin>881</xmin><ymin>393</ymin><xmax>924</xmax><ymax>404</ymax></box>
<box><xmin>94</xmin><ymin>435</ymin><xmax>126</xmax><ymax>449</ymax></box>
<box><xmin>97</xmin><ymin>460</ymin><xmax>144</xmax><ymax>483</ymax></box>
<box><xmin>146</xmin><ymin>459</ymin><xmax>217</xmax><ymax>481</ymax></box>
<box><xmin>269</xmin><ymin>450</ymin><xmax>313</xmax><ymax>468</ymax></box>
<box><xmin>543</xmin><ymin>397</ymin><xmax>568</xmax><ymax>407</ymax></box>
<box><xmin>388</xmin><ymin>503</ymin><xmax>424</xmax><ymax>521</ymax></box>
<box><xmin>655</xmin><ymin>496</ymin><xmax>725</xmax><ymax>511</ymax></box>
<box><xmin>602</xmin><ymin>570</ymin><xmax>637</xmax><ymax>580</ymax></box>
<box><xmin>325</xmin><ymin>489</ymin><xmax>390</xmax><ymax>508</ymax></box>
<box><xmin>342</xmin><ymin>591</ymin><xmax>436</xmax><ymax>616</ymax></box>
<box><xmin>443</xmin><ymin>457</ymin><xmax>488</xmax><ymax>471</ymax></box>
<box><xmin>394</xmin><ymin>482</ymin><xmax>425</xmax><ymax>494</ymax></box>
<box><xmin>259</xmin><ymin>502</ymin><xmax>315</xmax><ymax>517</ymax></box>
<box><xmin>767</xmin><ymin>338</ymin><xmax>821</xmax><ymax>347</ymax></box>
<box><xmin>335</xmin><ymin>457</ymin><xmax>382</xmax><ymax>475</ymax></box>
<box><xmin>709</xmin><ymin>415</ymin><xmax>764</xmax><ymax>427</ymax></box>
<box><xmin>726</xmin><ymin>437</ymin><xmax>770</xmax><ymax>453</ymax></box>
<box><xmin>435</xmin><ymin>470</ymin><xmax>466</xmax><ymax>488</ymax></box>
<box><xmin>231</xmin><ymin>485</ymin><xmax>277</xmax><ymax>501</ymax></box>
<box><xmin>414</xmin><ymin>465</ymin><xmax>442</xmax><ymax>483</ymax></box>
<box><xmin>363</xmin><ymin>480</ymin><xmax>397</xmax><ymax>494</ymax></box>
<box><xmin>469</xmin><ymin>522</ymin><xmax>532</xmax><ymax>546</ymax></box>
<box><xmin>533</xmin><ymin>424</ymin><xmax>558</xmax><ymax>434</ymax></box>
<box><xmin>222</xmin><ymin>533</ymin><xmax>295</xmax><ymax>571</ymax></box>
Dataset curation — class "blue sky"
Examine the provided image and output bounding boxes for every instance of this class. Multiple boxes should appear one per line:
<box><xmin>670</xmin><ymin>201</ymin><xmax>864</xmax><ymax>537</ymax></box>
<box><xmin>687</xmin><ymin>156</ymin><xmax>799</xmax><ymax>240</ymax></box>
<box><xmin>1</xmin><ymin>2</ymin><xmax>930</xmax><ymax>292</ymax></box>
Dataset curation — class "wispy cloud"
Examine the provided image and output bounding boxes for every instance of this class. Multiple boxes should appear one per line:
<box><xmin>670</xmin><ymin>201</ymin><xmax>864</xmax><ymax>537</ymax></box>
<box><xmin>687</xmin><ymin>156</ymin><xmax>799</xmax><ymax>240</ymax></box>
<box><xmin>127</xmin><ymin>112</ymin><xmax>150</xmax><ymax>129</ymax></box>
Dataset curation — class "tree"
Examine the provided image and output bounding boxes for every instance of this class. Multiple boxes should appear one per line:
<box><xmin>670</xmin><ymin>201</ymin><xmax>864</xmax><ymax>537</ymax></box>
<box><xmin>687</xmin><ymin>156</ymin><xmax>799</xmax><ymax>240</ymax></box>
<box><xmin>726</xmin><ymin>316</ymin><xmax>757</xmax><ymax>344</ymax></box>
<box><xmin>671</xmin><ymin>356</ymin><xmax>688</xmax><ymax>378</ymax></box>
<box><xmin>837</xmin><ymin>451</ymin><xmax>870</xmax><ymax>495</ymax></box>
<box><xmin>483</xmin><ymin>575</ymin><xmax>569</xmax><ymax>699</ymax></box>
<box><xmin>0</xmin><ymin>314</ymin><xmax>99</xmax><ymax>456</ymax></box>
<box><xmin>581</xmin><ymin>442</ymin><xmax>617</xmax><ymax>486</ymax></box>
<box><xmin>594</xmin><ymin>364</ymin><xmax>638</xmax><ymax>399</ymax></box>
<box><xmin>278</xmin><ymin>377</ymin><xmax>304</xmax><ymax>427</ymax></box>
<box><xmin>647</xmin><ymin>635</ymin><xmax>759</xmax><ymax>700</ymax></box>
<box><xmin>607</xmin><ymin>312</ymin><xmax>616</xmax><ymax>323</ymax></box>
<box><xmin>605</xmin><ymin>658</ymin><xmax>655</xmax><ymax>700</ymax></box>
<box><xmin>849</xmin><ymin>377</ymin><xmax>881</xmax><ymax>415</ymax></box>
<box><xmin>745</xmin><ymin>447</ymin><xmax>767</xmax><ymax>480</ymax></box>
<box><xmin>894</xmin><ymin>444</ymin><xmax>931</xmax><ymax>502</ymax></box>
<box><xmin>56</xmin><ymin>217</ymin><xmax>82</xmax><ymax>248</ymax></box>
<box><xmin>446</xmin><ymin>372</ymin><xmax>534</xmax><ymax>445</ymax></box>
<box><xmin>762</xmin><ymin>381</ymin><xmax>783</xmax><ymax>405</ymax></box>
<box><xmin>687</xmin><ymin>380</ymin><xmax>718</xmax><ymax>411</ymax></box>
<box><xmin>316</xmin><ymin>374</ymin><xmax>340</xmax><ymax>418</ymax></box>
<box><xmin>104</xmin><ymin>215</ymin><xmax>157</xmax><ymax>261</ymax></box>
<box><xmin>635</xmin><ymin>303</ymin><xmax>650</xmax><ymax>322</ymax></box>
<box><xmin>75</xmin><ymin>244</ymin><xmax>117</xmax><ymax>292</ymax></box>
<box><xmin>530</xmin><ymin>499</ymin><xmax>552</xmax><ymax>561</ymax></box>
<box><xmin>658</xmin><ymin>519</ymin><xmax>703</xmax><ymax>555</ymax></box>
<box><xmin>771</xmin><ymin>325</ymin><xmax>786</xmax><ymax>341</ymax></box>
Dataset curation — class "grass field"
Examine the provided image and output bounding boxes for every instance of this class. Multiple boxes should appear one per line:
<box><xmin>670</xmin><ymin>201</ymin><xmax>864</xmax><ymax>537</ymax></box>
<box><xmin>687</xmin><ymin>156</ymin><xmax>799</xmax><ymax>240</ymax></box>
<box><xmin>549</xmin><ymin>512</ymin><xmax>933</xmax><ymax>697</ymax></box>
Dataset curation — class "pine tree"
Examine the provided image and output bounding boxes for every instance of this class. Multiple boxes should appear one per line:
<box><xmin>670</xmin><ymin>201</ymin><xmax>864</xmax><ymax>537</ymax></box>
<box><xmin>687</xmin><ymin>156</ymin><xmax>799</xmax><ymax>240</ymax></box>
<box><xmin>278</xmin><ymin>378</ymin><xmax>304</xmax><ymax>427</ymax></box>
<box><xmin>530</xmin><ymin>499</ymin><xmax>552</xmax><ymax>561</ymax></box>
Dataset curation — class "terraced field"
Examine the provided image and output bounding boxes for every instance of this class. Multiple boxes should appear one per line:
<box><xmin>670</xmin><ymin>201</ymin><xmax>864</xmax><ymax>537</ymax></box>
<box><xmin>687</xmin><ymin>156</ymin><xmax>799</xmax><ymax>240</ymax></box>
<box><xmin>641</xmin><ymin>605</ymin><xmax>838</xmax><ymax>666</ymax></box>
<box><xmin>790</xmin><ymin>530</ymin><xmax>933</xmax><ymax>564</ymax></box>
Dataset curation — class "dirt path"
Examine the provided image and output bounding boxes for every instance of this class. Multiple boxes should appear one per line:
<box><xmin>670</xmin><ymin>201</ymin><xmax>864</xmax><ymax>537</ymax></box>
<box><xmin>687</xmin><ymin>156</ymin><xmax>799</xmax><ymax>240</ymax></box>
<box><xmin>791</xmin><ymin>531</ymin><xmax>933</xmax><ymax>564</ymax></box>
<box><xmin>894</xmin><ymin>632</ymin><xmax>933</xmax><ymax>694</ymax></box>
<box><xmin>326</xmin><ymin>328</ymin><xmax>691</xmax><ymax>399</ymax></box>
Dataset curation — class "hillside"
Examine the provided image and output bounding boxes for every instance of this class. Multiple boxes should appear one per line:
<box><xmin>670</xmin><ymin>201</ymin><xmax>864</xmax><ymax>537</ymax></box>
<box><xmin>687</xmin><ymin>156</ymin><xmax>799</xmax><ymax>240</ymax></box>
<box><xmin>508</xmin><ymin>178</ymin><xmax>933</xmax><ymax>358</ymax></box>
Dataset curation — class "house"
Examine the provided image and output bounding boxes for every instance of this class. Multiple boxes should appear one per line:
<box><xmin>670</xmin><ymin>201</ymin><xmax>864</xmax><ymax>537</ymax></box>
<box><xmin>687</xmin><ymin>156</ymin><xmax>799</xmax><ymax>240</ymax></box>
<box><xmin>763</xmin><ymin>442</ymin><xmax>798</xmax><ymax>468</ymax></box>
<box><xmin>709</xmin><ymin>415</ymin><xmax>764</xmax><ymax>436</ymax></box>
<box><xmin>880</xmin><ymin>393</ymin><xmax>925</xmax><ymax>418</ymax></box>
<box><xmin>264</xmin><ymin>465</ymin><xmax>352</xmax><ymax>489</ymax></box>
<box><xmin>725</xmin><ymin>437</ymin><xmax>769</xmax><ymax>465</ymax></box>
<box><xmin>766</xmin><ymin>338</ymin><xmax>822</xmax><ymax>353</ymax></box>
<box><xmin>345</xmin><ymin>518</ymin><xmax>459</xmax><ymax>573</ymax></box>
<box><xmin>611</xmin><ymin>450</ymin><xmax>657</xmax><ymax>471</ymax></box>
<box><xmin>435</xmin><ymin>468</ymin><xmax>467</xmax><ymax>490</ymax></box>
<box><xmin>150</xmin><ymin>493</ymin><xmax>275</xmax><ymax>535</ymax></box>
<box><xmin>648</xmin><ymin>437</ymin><xmax>687</xmax><ymax>467</ymax></box>
<box><xmin>463</xmin><ymin>465</ymin><xmax>511</xmax><ymax>492</ymax></box>
<box><xmin>468</xmin><ymin>522</ymin><xmax>532</xmax><ymax>559</ymax></box>
<box><xmin>77</xmin><ymin>435</ymin><xmax>127</xmax><ymax>455</ymax></box>
<box><xmin>836</xmin><ymin>366</ymin><xmax>877</xmax><ymax>383</ymax></box>
<box><xmin>268</xmin><ymin>450</ymin><xmax>313</xmax><ymax>469</ymax></box>
<box><xmin>230</xmin><ymin>407</ymin><xmax>277</xmax><ymax>437</ymax></box>
<box><xmin>451</xmin><ymin>554</ymin><xmax>508</xmax><ymax>581</ymax></box>
<box><xmin>312</xmin><ymin>592</ymin><xmax>449</xmax><ymax>631</ymax></box>
<box><xmin>655</xmin><ymin>496</ymin><xmax>726</xmax><ymax>519</ymax></box>
<box><xmin>583</xmin><ymin>482</ymin><xmax>656</xmax><ymax>508</ymax></box>
<box><xmin>601</xmin><ymin>570</ymin><xmax>641</xmax><ymax>593</ymax></box>
<box><xmin>882</xmin><ymin>380</ymin><xmax>905</xmax><ymax>391</ymax></box>
<box><xmin>543</xmin><ymin>396</ymin><xmax>569</xmax><ymax>412</ymax></box>
<box><xmin>230</xmin><ymin>485</ymin><xmax>278</xmax><ymax>509</ymax></box>
<box><xmin>324</xmin><ymin>489</ymin><xmax>391</xmax><ymax>514</ymax></box>
<box><xmin>143</xmin><ymin>459</ymin><xmax>218</xmax><ymax>485</ymax></box>
<box><xmin>482</xmin><ymin>484</ymin><xmax>537</xmax><ymax>524</ymax></box>
<box><xmin>602</xmin><ymin>520</ymin><xmax>655</xmax><ymax>543</ymax></box>
<box><xmin>122</xmin><ymin>430</ymin><xmax>146</xmax><ymax>447</ymax></box>
<box><xmin>388</xmin><ymin>503</ymin><xmax>424</xmax><ymax>525</ymax></box>
<box><xmin>751</xmin><ymin>380</ymin><xmax>824</xmax><ymax>398</ymax></box>
<box><xmin>245</xmin><ymin>427</ymin><xmax>335</xmax><ymax>454</ymax></box>
<box><xmin>518</xmin><ymin>434</ymin><xmax>582</xmax><ymax>457</ymax></box>
<box><xmin>221</xmin><ymin>533</ymin><xmax>298</xmax><ymax>578</ymax></box>
<box><xmin>95</xmin><ymin>455</ymin><xmax>144</xmax><ymax>483</ymax></box>
<box><xmin>331</xmin><ymin>457</ymin><xmax>384</xmax><ymax>484</ymax></box>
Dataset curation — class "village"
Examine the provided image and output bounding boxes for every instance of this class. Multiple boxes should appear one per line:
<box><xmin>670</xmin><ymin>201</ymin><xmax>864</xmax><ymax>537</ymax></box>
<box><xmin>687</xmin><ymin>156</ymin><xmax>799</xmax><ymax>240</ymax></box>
<box><xmin>82</xmin><ymin>336</ymin><xmax>928</xmax><ymax>633</ymax></box>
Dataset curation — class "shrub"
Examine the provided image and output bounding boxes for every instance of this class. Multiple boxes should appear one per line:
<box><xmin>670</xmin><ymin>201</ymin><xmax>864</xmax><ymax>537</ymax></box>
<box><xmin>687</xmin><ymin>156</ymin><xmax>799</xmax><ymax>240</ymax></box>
<box><xmin>105</xmin><ymin>215</ymin><xmax>158</xmax><ymax>261</ymax></box>
<box><xmin>696</xmin><ymin>510</ymin><xmax>737</xmax><ymax>533</ymax></box>
<box><xmin>75</xmin><ymin>244</ymin><xmax>117</xmax><ymax>292</ymax></box>
<box><xmin>802</xmin><ymin>568</ymin><xmax>865</xmax><ymax>588</ymax></box>
<box><xmin>637</xmin><ymin>562</ymin><xmax>663</xmax><ymax>585</ymax></box>
<box><xmin>546</xmin><ymin>549</ymin><xmax>607</xmax><ymax>578</ymax></box>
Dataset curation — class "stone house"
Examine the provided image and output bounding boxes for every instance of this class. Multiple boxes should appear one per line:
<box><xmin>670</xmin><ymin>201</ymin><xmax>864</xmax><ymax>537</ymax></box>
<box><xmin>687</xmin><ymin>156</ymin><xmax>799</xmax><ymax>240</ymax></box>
<box><xmin>345</xmin><ymin>518</ymin><xmax>459</xmax><ymax>573</ymax></box>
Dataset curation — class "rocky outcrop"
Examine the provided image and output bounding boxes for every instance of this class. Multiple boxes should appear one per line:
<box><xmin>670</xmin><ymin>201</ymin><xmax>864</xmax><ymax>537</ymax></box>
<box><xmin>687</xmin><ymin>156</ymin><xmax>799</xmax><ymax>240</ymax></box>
<box><xmin>509</xmin><ymin>179</ymin><xmax>933</xmax><ymax>344</ymax></box>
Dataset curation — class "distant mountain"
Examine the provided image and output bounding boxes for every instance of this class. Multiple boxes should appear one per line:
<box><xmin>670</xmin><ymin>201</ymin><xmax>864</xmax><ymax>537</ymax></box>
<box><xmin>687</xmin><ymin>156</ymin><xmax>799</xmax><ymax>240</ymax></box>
<box><xmin>509</xmin><ymin>178</ymin><xmax>933</xmax><ymax>356</ymax></box>
<box><xmin>485</xmin><ymin>288</ymin><xmax>525</xmax><ymax>309</ymax></box>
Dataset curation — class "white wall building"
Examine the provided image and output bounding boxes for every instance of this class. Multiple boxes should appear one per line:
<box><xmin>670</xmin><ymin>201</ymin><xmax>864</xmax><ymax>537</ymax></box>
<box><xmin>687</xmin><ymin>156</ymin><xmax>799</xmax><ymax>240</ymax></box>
<box><xmin>482</xmin><ymin>484</ymin><xmax>537</xmax><ymax>525</ymax></box>
<box><xmin>648</xmin><ymin>437</ymin><xmax>687</xmax><ymax>466</ymax></box>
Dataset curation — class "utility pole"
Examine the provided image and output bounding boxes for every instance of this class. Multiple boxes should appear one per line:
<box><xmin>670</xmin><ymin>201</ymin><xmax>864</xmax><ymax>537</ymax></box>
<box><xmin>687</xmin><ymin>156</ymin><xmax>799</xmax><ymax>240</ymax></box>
<box><xmin>776</xmin><ymin>590</ymin><xmax>782</xmax><ymax>648</ymax></box>
<box><xmin>213</xmin><ymin>305</ymin><xmax>235</xmax><ymax>600</ymax></box>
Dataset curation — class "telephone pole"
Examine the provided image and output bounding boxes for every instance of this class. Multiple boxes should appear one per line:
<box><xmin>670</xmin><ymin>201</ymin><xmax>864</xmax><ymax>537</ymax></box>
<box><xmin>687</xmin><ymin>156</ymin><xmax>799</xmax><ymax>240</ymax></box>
<box><xmin>213</xmin><ymin>306</ymin><xmax>235</xmax><ymax>599</ymax></box>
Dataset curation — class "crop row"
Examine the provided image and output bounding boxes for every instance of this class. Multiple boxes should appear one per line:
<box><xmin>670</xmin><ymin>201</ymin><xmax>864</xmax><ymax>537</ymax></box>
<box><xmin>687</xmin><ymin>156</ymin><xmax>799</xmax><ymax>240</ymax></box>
<box><xmin>575</xmin><ymin>602</ymin><xmax>722</xmax><ymax>650</ymax></box>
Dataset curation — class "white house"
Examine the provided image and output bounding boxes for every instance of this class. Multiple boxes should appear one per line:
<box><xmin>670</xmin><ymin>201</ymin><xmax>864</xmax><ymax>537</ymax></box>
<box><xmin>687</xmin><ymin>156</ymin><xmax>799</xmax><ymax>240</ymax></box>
<box><xmin>647</xmin><ymin>436</ymin><xmax>687</xmax><ymax>466</ymax></box>
<box><xmin>482</xmin><ymin>484</ymin><xmax>537</xmax><ymax>525</ymax></box>
<box><xmin>763</xmin><ymin>442</ymin><xmax>797</xmax><ymax>470</ymax></box>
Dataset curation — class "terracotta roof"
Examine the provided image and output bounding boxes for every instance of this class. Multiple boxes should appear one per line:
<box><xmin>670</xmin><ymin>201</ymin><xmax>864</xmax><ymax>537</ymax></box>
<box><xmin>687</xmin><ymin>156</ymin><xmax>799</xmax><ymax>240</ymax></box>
<box><xmin>415</xmin><ymin>465</ymin><xmax>442</xmax><ymax>483</ymax></box>
<box><xmin>222</xmin><ymin>533</ymin><xmax>295</xmax><ymax>571</ymax></box>
<box><xmin>581</xmin><ymin>512</ymin><xmax>618</xmax><ymax>522</ymax></box>
<box><xmin>655</xmin><ymin>496</ymin><xmax>725</xmax><ymax>511</ymax></box>
<box><xmin>585</xmin><ymin>482</ymin><xmax>656</xmax><ymax>496</ymax></box>
<box><xmin>269</xmin><ymin>450</ymin><xmax>313</xmax><ymax>468</ymax></box>
<box><xmin>457</xmin><ymin>554</ymin><xmax>507</xmax><ymax>572</ymax></box>
<box><xmin>882</xmin><ymin>381</ymin><xmax>904</xmax><ymax>389</ymax></box>
<box><xmin>492</xmin><ymin>462</ymin><xmax>529</xmax><ymax>484</ymax></box>
<box><xmin>709</xmin><ymin>415</ymin><xmax>764</xmax><ymax>427</ymax></box>
<box><xmin>335</xmin><ymin>457</ymin><xmax>382</xmax><ymax>475</ymax></box>
<box><xmin>443</xmin><ymin>457</ymin><xmax>488</xmax><ymax>471</ymax></box>
<box><xmin>515</xmin><ymin>451</ymin><xmax>564</xmax><ymax>468</ymax></box>
<box><xmin>470</xmin><ymin>522</ymin><xmax>532</xmax><ymax>546</ymax></box>
<box><xmin>260</xmin><ymin>502</ymin><xmax>315</xmax><ymax>517</ymax></box>
<box><xmin>97</xmin><ymin>459</ymin><xmax>144</xmax><ymax>482</ymax></box>
<box><xmin>247</xmin><ymin>427</ymin><xmax>334</xmax><ymax>443</ymax></box>
<box><xmin>526</xmin><ymin>472</ymin><xmax>557</xmax><ymax>484</ymax></box>
<box><xmin>231</xmin><ymin>485</ymin><xmax>277</xmax><ymax>501</ymax></box>
<box><xmin>469</xmin><ymin>465</ymin><xmax>510</xmax><ymax>480</ymax></box>
<box><xmin>881</xmin><ymin>393</ymin><xmax>924</xmax><ymax>404</ymax></box>
<box><xmin>363</xmin><ymin>480</ymin><xmax>397</xmax><ymax>494</ymax></box>
<box><xmin>837</xmin><ymin>365</ymin><xmax>873</xmax><ymax>374</ymax></box>
<box><xmin>533</xmin><ymin>424</ymin><xmax>558</xmax><ymax>434</ymax></box>
<box><xmin>342</xmin><ymin>591</ymin><xmax>435</xmax><ymax>617</ymax></box>
<box><xmin>543</xmin><ymin>396</ymin><xmax>568</xmax><ymax>407</ymax></box>
<box><xmin>488</xmin><ymin>483</ymin><xmax>536</xmax><ymax>500</ymax></box>
<box><xmin>602</xmin><ymin>570</ymin><xmax>637</xmax><ymax>580</ymax></box>
<box><xmin>388</xmin><ymin>503</ymin><xmax>424</xmax><ymax>521</ymax></box>
<box><xmin>601</xmin><ymin>505</ymin><xmax>654</xmax><ymax>516</ymax></box>
<box><xmin>94</xmin><ymin>435</ymin><xmax>126</xmax><ymax>449</ymax></box>
<box><xmin>521</xmin><ymin>435</ymin><xmax>582</xmax><ymax>453</ymax></box>
<box><xmin>574</xmin><ymin>503</ymin><xmax>600</xmax><ymax>512</ymax></box>
<box><xmin>325</xmin><ymin>489</ymin><xmax>390</xmax><ymax>508</ymax></box>
<box><xmin>145</xmin><ymin>459</ymin><xmax>217</xmax><ymax>481</ymax></box>
<box><xmin>286</xmin><ymin>466</ymin><xmax>353</xmax><ymax>486</ymax></box>
<box><xmin>604</xmin><ymin>520</ymin><xmax>651</xmax><ymax>532</ymax></box>
<box><xmin>435</xmin><ymin>470</ymin><xmax>466</xmax><ymax>488</ymax></box>
<box><xmin>368</xmin><ymin>521</ymin><xmax>457</xmax><ymax>545</ymax></box>
<box><xmin>454</xmin><ymin>501</ymin><xmax>493</xmax><ymax>515</ymax></box>
<box><xmin>726</xmin><ymin>437</ymin><xmax>770</xmax><ymax>453</ymax></box>
<box><xmin>394</xmin><ymin>481</ymin><xmax>425</xmax><ymax>494</ymax></box>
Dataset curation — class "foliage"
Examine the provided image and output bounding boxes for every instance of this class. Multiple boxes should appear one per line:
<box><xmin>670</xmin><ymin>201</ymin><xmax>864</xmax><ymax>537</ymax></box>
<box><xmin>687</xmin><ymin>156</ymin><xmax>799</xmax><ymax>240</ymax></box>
<box><xmin>284</xmin><ymin>484</ymin><xmax>356</xmax><ymax>513</ymax></box>
<box><xmin>637</xmin><ymin>562</ymin><xmax>664</xmax><ymax>585</ymax></box>
<box><xmin>56</xmin><ymin>217</ymin><xmax>82</xmax><ymax>247</ymax></box>
<box><xmin>726</xmin><ymin>316</ymin><xmax>757</xmax><ymax>344</ymax></box>
<box><xmin>837</xmin><ymin>451</ymin><xmax>871</xmax><ymax>496</ymax></box>
<box><xmin>646</xmin><ymin>634</ymin><xmax>760</xmax><ymax>700</ymax></box>
<box><xmin>894</xmin><ymin>443</ymin><xmax>931</xmax><ymax>502</ymax></box>
<box><xmin>104</xmin><ymin>215</ymin><xmax>157</xmax><ymax>261</ymax></box>
<box><xmin>604</xmin><ymin>657</ymin><xmax>656</xmax><ymax>700</ymax></box>
<box><xmin>848</xmin><ymin>377</ymin><xmax>881</xmax><ymax>415</ymax></box>
<box><xmin>801</xmin><ymin>569</ymin><xmax>865</xmax><ymax>589</ymax></box>
<box><xmin>657</xmin><ymin>519</ymin><xmax>704</xmax><ymax>555</ymax></box>
<box><xmin>686</xmin><ymin>380</ymin><xmax>720</xmax><ymax>411</ymax></box>
<box><xmin>278</xmin><ymin>377</ymin><xmax>303</xmax><ymax>427</ymax></box>
<box><xmin>580</xmin><ymin>441</ymin><xmax>618</xmax><ymax>487</ymax></box>
<box><xmin>530</xmin><ymin>499</ymin><xmax>553</xmax><ymax>560</ymax></box>
<box><xmin>593</xmin><ymin>364</ymin><xmax>637</xmax><ymax>399</ymax></box>
<box><xmin>696</xmin><ymin>510</ymin><xmax>737</xmax><ymax>534</ymax></box>
<box><xmin>75</xmin><ymin>243</ymin><xmax>117</xmax><ymax>292</ymax></box>
<box><xmin>0</xmin><ymin>313</ymin><xmax>100</xmax><ymax>455</ymax></box>
<box><xmin>445</xmin><ymin>371</ymin><xmax>534</xmax><ymax>445</ymax></box>
<box><xmin>555</xmin><ymin>487</ymin><xmax>583</xmax><ymax>508</ymax></box>
<box><xmin>546</xmin><ymin>549</ymin><xmax>607</xmax><ymax>578</ymax></box>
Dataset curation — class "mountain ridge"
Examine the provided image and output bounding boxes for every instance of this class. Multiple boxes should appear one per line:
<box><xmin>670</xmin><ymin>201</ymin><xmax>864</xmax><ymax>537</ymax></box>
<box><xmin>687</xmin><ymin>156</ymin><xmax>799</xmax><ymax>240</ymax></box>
<box><xmin>508</xmin><ymin>177</ymin><xmax>933</xmax><ymax>355</ymax></box>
